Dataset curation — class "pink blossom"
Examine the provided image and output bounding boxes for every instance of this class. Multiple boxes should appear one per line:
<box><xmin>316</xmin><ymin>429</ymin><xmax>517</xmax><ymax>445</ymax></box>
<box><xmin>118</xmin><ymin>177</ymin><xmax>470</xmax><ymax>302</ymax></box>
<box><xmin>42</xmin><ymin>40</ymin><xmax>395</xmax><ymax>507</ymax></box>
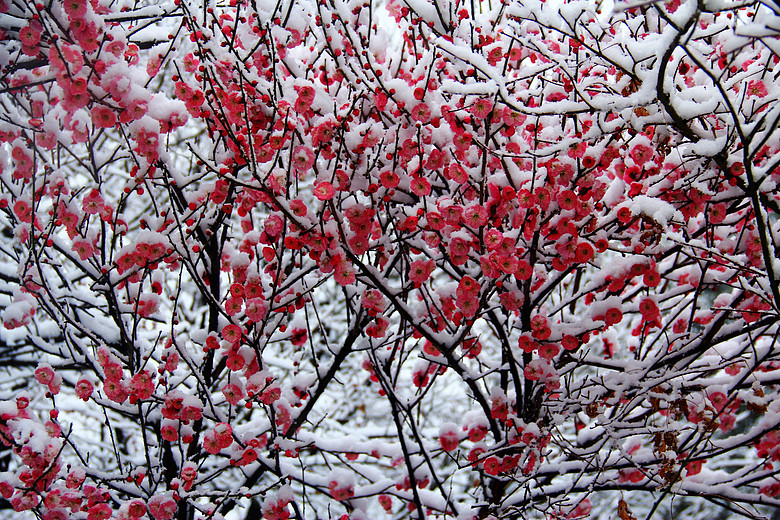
<box><xmin>747</xmin><ymin>80</ymin><xmax>768</xmax><ymax>98</ymax></box>
<box><xmin>203</xmin><ymin>432</ymin><xmax>221</xmax><ymax>454</ymax></box>
<box><xmin>147</xmin><ymin>494</ymin><xmax>176</xmax><ymax>520</ymax></box>
<box><xmin>160</xmin><ymin>420</ymin><xmax>179</xmax><ymax>441</ymax></box>
<box><xmin>82</xmin><ymin>189</ymin><xmax>105</xmax><ymax>215</ymax></box>
<box><xmin>87</xmin><ymin>503</ymin><xmax>112</xmax><ymax>520</ymax></box>
<box><xmin>35</xmin><ymin>364</ymin><xmax>55</xmax><ymax>386</ymax></box>
<box><xmin>328</xmin><ymin>478</ymin><xmax>354</xmax><ymax>501</ymax></box>
<box><xmin>410</xmin><ymin>176</ymin><xmax>431</xmax><ymax>196</ymax></box>
<box><xmin>72</xmin><ymin>239</ymin><xmax>95</xmax><ymax>260</ymax></box>
<box><xmin>291</xmin><ymin>146</ymin><xmax>315</xmax><ymax>173</ymax></box>
<box><xmin>13</xmin><ymin>199</ymin><xmax>32</xmax><ymax>223</ymax></box>
<box><xmin>629</xmin><ymin>143</ymin><xmax>653</xmax><ymax>165</ymax></box>
<box><xmin>63</xmin><ymin>0</ymin><xmax>87</xmax><ymax>18</ymax></box>
<box><xmin>463</xmin><ymin>204</ymin><xmax>488</xmax><ymax>228</ymax></box>
<box><xmin>91</xmin><ymin>105</ymin><xmax>117</xmax><ymax>128</ymax></box>
<box><xmin>130</xmin><ymin>370</ymin><xmax>155</xmax><ymax>400</ymax></box>
<box><xmin>409</xmin><ymin>259</ymin><xmax>435</xmax><ymax>285</ymax></box>
<box><xmin>439</xmin><ymin>423</ymin><xmax>460</xmax><ymax>452</ymax></box>
<box><xmin>538</xmin><ymin>343</ymin><xmax>560</xmax><ymax>360</ymax></box>
<box><xmin>75</xmin><ymin>378</ymin><xmax>94</xmax><ymax>401</ymax></box>
<box><xmin>502</xmin><ymin>107</ymin><xmax>526</xmax><ymax>126</ymax></box>
<box><xmin>19</xmin><ymin>25</ymin><xmax>41</xmax><ymax>47</ymax></box>
<box><xmin>469</xmin><ymin>97</ymin><xmax>494</xmax><ymax>119</ymax></box>
<box><xmin>410</xmin><ymin>102</ymin><xmax>431</xmax><ymax>122</ymax></box>
<box><xmin>126</xmin><ymin>499</ymin><xmax>147</xmax><ymax>518</ymax></box>
<box><xmin>245</xmin><ymin>298</ymin><xmax>267</xmax><ymax>322</ymax></box>
<box><xmin>313</xmin><ymin>181</ymin><xmax>335</xmax><ymax>200</ymax></box>
<box><xmin>136</xmin><ymin>294</ymin><xmax>159</xmax><ymax>318</ymax></box>
<box><xmin>331</xmin><ymin>254</ymin><xmax>356</xmax><ymax>286</ymax></box>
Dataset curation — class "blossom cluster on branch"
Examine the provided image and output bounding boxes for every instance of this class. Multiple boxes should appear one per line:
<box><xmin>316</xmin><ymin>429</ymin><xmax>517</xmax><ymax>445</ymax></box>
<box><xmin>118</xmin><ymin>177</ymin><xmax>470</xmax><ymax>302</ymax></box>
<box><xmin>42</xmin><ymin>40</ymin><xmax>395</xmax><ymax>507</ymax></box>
<box><xmin>0</xmin><ymin>0</ymin><xmax>779</xmax><ymax>519</ymax></box>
